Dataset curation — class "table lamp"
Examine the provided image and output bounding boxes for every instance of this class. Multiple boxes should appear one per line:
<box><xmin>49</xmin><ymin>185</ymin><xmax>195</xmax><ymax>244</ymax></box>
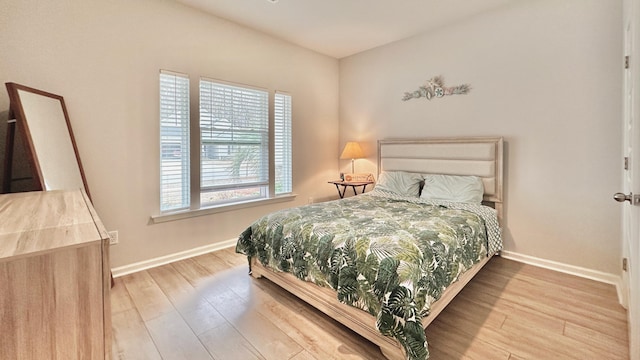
<box><xmin>340</xmin><ymin>141</ymin><xmax>364</xmax><ymax>174</ymax></box>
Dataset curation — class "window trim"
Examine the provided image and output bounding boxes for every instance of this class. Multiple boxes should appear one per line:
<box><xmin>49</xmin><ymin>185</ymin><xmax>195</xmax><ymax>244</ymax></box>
<box><xmin>151</xmin><ymin>193</ymin><xmax>296</xmax><ymax>224</ymax></box>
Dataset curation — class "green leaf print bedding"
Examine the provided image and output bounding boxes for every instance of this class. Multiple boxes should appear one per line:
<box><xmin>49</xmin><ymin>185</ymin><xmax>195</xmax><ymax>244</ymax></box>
<box><xmin>236</xmin><ymin>189</ymin><xmax>501</xmax><ymax>360</ymax></box>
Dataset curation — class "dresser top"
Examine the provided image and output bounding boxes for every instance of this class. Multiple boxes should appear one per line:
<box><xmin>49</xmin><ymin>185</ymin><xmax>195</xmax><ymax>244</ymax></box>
<box><xmin>0</xmin><ymin>189</ymin><xmax>108</xmax><ymax>260</ymax></box>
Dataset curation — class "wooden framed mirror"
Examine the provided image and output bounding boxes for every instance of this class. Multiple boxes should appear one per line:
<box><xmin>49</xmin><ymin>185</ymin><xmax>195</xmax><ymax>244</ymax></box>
<box><xmin>2</xmin><ymin>83</ymin><xmax>90</xmax><ymax>199</ymax></box>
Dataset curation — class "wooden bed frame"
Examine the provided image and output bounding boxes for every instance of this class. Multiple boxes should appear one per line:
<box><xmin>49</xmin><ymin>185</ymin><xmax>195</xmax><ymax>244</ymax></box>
<box><xmin>250</xmin><ymin>137</ymin><xmax>504</xmax><ymax>359</ymax></box>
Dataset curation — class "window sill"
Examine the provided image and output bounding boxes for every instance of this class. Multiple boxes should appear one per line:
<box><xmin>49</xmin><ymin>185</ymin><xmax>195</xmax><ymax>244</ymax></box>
<box><xmin>150</xmin><ymin>193</ymin><xmax>297</xmax><ymax>224</ymax></box>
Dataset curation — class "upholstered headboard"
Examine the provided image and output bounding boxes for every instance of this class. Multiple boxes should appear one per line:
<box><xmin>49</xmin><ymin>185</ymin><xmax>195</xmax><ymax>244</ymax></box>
<box><xmin>378</xmin><ymin>137</ymin><xmax>504</xmax><ymax>216</ymax></box>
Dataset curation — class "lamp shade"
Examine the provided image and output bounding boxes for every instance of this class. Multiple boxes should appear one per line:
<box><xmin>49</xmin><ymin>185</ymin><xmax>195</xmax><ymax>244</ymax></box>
<box><xmin>340</xmin><ymin>142</ymin><xmax>364</xmax><ymax>160</ymax></box>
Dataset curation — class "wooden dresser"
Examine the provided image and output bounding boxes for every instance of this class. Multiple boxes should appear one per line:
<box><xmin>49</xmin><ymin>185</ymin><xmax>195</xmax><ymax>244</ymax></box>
<box><xmin>0</xmin><ymin>190</ymin><xmax>111</xmax><ymax>359</ymax></box>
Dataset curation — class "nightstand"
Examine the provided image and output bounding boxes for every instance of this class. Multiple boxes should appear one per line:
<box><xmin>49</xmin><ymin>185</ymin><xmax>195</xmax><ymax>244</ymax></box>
<box><xmin>328</xmin><ymin>180</ymin><xmax>374</xmax><ymax>198</ymax></box>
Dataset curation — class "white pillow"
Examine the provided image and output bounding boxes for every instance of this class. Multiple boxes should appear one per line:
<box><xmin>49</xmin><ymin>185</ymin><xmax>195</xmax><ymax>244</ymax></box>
<box><xmin>374</xmin><ymin>171</ymin><xmax>423</xmax><ymax>197</ymax></box>
<box><xmin>421</xmin><ymin>174</ymin><xmax>484</xmax><ymax>203</ymax></box>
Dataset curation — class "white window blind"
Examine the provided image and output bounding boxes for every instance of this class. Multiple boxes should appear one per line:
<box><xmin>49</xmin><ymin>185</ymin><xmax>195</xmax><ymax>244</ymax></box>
<box><xmin>199</xmin><ymin>79</ymin><xmax>269</xmax><ymax>205</ymax></box>
<box><xmin>159</xmin><ymin>71</ymin><xmax>190</xmax><ymax>211</ymax></box>
<box><xmin>274</xmin><ymin>92</ymin><xmax>292</xmax><ymax>194</ymax></box>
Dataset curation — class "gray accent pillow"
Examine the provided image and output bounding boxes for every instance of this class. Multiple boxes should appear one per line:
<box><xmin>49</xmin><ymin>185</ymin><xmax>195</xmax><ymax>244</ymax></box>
<box><xmin>374</xmin><ymin>171</ymin><xmax>423</xmax><ymax>197</ymax></box>
<box><xmin>421</xmin><ymin>174</ymin><xmax>484</xmax><ymax>203</ymax></box>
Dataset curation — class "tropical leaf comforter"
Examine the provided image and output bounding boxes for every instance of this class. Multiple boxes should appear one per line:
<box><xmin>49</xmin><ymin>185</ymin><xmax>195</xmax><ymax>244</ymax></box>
<box><xmin>236</xmin><ymin>189</ymin><xmax>501</xmax><ymax>360</ymax></box>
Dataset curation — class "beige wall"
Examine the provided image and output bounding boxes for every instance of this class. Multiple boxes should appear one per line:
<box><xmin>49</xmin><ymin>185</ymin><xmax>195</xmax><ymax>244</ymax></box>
<box><xmin>0</xmin><ymin>0</ymin><xmax>340</xmax><ymax>268</ymax></box>
<box><xmin>339</xmin><ymin>0</ymin><xmax>623</xmax><ymax>275</ymax></box>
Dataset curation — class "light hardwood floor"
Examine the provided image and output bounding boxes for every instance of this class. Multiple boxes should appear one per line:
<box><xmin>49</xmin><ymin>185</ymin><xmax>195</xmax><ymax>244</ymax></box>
<box><xmin>111</xmin><ymin>248</ymin><xmax>629</xmax><ymax>359</ymax></box>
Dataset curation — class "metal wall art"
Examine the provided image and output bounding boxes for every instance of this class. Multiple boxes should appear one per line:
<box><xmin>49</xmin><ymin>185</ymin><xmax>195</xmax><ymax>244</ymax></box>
<box><xmin>402</xmin><ymin>75</ymin><xmax>471</xmax><ymax>101</ymax></box>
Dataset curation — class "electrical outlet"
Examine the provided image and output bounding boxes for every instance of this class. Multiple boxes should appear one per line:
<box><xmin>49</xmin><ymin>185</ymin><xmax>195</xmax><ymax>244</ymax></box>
<box><xmin>108</xmin><ymin>230</ymin><xmax>119</xmax><ymax>245</ymax></box>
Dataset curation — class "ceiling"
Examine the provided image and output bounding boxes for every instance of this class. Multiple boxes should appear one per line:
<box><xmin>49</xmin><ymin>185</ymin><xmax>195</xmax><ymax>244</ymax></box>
<box><xmin>176</xmin><ymin>0</ymin><xmax>512</xmax><ymax>59</ymax></box>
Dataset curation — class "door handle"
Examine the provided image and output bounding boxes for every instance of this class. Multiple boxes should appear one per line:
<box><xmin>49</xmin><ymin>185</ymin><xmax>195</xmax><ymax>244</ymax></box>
<box><xmin>614</xmin><ymin>192</ymin><xmax>634</xmax><ymax>203</ymax></box>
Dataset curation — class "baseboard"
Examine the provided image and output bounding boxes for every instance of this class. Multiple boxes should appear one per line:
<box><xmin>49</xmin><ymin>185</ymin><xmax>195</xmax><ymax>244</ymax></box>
<box><xmin>111</xmin><ymin>238</ymin><xmax>237</xmax><ymax>278</ymax></box>
<box><xmin>500</xmin><ymin>250</ymin><xmax>626</xmax><ymax>306</ymax></box>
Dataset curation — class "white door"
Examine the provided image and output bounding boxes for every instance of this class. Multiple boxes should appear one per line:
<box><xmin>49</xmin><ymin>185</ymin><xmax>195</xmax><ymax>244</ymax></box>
<box><xmin>621</xmin><ymin>0</ymin><xmax>640</xmax><ymax>358</ymax></box>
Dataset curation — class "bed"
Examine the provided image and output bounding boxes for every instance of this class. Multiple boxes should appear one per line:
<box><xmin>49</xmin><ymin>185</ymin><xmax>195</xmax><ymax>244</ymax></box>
<box><xmin>236</xmin><ymin>137</ymin><xmax>504</xmax><ymax>360</ymax></box>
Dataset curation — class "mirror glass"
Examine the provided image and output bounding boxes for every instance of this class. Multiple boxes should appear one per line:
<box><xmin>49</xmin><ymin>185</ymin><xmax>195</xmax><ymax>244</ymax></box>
<box><xmin>4</xmin><ymin>83</ymin><xmax>89</xmax><ymax>198</ymax></box>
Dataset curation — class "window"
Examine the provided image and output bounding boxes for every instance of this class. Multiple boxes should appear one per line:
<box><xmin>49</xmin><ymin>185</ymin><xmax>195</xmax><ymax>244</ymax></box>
<box><xmin>159</xmin><ymin>71</ymin><xmax>190</xmax><ymax>212</ymax></box>
<box><xmin>158</xmin><ymin>71</ymin><xmax>292</xmax><ymax>214</ymax></box>
<box><xmin>274</xmin><ymin>92</ymin><xmax>292</xmax><ymax>194</ymax></box>
<box><xmin>199</xmin><ymin>79</ymin><xmax>269</xmax><ymax>205</ymax></box>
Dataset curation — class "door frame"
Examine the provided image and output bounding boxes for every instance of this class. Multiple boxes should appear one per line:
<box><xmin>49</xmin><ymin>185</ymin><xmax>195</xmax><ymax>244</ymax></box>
<box><xmin>623</xmin><ymin>0</ymin><xmax>640</xmax><ymax>358</ymax></box>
